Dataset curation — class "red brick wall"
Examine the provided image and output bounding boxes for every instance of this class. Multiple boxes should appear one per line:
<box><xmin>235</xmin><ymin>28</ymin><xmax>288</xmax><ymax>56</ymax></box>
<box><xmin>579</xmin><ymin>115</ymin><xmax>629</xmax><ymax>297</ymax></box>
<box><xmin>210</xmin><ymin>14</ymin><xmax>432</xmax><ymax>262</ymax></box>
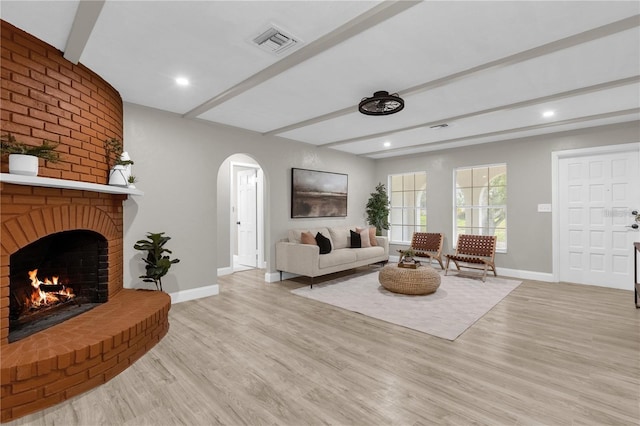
<box><xmin>1</xmin><ymin>20</ymin><xmax>123</xmax><ymax>184</ymax></box>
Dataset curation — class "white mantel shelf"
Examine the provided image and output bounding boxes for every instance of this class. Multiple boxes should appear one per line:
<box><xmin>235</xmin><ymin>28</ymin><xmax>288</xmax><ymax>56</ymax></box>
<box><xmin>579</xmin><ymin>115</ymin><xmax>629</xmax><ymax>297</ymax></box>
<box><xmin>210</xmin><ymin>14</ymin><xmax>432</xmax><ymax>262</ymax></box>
<box><xmin>0</xmin><ymin>173</ymin><xmax>144</xmax><ymax>196</ymax></box>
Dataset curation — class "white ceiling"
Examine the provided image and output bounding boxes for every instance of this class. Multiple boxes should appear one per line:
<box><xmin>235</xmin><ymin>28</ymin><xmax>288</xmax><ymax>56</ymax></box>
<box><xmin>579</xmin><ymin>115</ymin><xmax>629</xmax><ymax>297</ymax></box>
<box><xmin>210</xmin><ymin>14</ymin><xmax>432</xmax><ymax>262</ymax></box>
<box><xmin>2</xmin><ymin>1</ymin><xmax>639</xmax><ymax>159</ymax></box>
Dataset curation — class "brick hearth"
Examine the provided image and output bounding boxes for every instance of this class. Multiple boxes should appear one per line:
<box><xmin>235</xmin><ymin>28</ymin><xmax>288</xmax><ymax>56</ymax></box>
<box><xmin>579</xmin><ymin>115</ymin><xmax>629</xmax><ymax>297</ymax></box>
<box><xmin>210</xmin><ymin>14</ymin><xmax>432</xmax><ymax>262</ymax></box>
<box><xmin>0</xmin><ymin>288</ymin><xmax>170</xmax><ymax>422</ymax></box>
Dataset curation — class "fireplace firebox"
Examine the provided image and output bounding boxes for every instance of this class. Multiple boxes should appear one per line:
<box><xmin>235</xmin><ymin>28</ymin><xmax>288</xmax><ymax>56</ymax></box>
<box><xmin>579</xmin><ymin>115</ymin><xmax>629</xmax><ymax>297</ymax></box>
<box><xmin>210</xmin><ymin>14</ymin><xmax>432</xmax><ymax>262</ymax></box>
<box><xmin>9</xmin><ymin>230</ymin><xmax>108</xmax><ymax>342</ymax></box>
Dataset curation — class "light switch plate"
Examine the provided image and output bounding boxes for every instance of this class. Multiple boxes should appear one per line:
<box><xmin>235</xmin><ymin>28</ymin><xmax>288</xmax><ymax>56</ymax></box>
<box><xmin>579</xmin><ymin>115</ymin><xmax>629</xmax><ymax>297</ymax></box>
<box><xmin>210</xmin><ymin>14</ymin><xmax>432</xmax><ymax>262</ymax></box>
<box><xmin>538</xmin><ymin>203</ymin><xmax>552</xmax><ymax>212</ymax></box>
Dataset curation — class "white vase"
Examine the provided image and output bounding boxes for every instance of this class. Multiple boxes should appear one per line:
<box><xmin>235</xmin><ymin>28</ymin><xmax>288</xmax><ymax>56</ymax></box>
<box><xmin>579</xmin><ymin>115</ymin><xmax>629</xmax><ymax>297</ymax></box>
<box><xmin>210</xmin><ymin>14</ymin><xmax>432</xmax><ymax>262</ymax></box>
<box><xmin>120</xmin><ymin>152</ymin><xmax>132</xmax><ymax>181</ymax></box>
<box><xmin>108</xmin><ymin>165</ymin><xmax>128</xmax><ymax>186</ymax></box>
<box><xmin>9</xmin><ymin>154</ymin><xmax>39</xmax><ymax>176</ymax></box>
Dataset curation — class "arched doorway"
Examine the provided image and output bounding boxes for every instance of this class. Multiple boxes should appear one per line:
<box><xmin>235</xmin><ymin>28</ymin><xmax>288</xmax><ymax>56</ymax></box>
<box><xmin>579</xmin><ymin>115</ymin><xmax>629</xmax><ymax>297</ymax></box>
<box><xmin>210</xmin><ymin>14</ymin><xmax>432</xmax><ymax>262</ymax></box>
<box><xmin>217</xmin><ymin>154</ymin><xmax>265</xmax><ymax>275</ymax></box>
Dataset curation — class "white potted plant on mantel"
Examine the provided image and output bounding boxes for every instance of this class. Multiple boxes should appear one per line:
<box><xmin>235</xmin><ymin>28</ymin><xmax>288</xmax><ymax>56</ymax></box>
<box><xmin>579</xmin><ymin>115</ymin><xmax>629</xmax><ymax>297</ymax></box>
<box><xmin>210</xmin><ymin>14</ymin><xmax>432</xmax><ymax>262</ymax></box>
<box><xmin>1</xmin><ymin>133</ymin><xmax>61</xmax><ymax>176</ymax></box>
<box><xmin>104</xmin><ymin>137</ymin><xmax>134</xmax><ymax>187</ymax></box>
<box><xmin>127</xmin><ymin>175</ymin><xmax>138</xmax><ymax>189</ymax></box>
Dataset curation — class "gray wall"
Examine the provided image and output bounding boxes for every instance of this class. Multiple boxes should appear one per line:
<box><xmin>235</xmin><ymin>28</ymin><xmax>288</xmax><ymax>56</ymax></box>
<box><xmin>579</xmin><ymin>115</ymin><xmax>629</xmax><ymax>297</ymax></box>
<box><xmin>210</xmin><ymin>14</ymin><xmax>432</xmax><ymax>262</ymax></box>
<box><xmin>375</xmin><ymin>121</ymin><xmax>640</xmax><ymax>274</ymax></box>
<box><xmin>122</xmin><ymin>103</ymin><xmax>376</xmax><ymax>293</ymax></box>
<box><xmin>122</xmin><ymin>102</ymin><xmax>638</xmax><ymax>289</ymax></box>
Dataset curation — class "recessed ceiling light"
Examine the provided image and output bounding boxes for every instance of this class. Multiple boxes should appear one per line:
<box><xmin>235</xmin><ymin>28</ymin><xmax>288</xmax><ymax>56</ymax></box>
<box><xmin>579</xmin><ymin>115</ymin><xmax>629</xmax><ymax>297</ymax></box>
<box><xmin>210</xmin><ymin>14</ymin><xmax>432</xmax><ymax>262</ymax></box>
<box><xmin>542</xmin><ymin>110</ymin><xmax>555</xmax><ymax>118</ymax></box>
<box><xmin>383</xmin><ymin>141</ymin><xmax>391</xmax><ymax>148</ymax></box>
<box><xmin>175</xmin><ymin>77</ymin><xmax>190</xmax><ymax>86</ymax></box>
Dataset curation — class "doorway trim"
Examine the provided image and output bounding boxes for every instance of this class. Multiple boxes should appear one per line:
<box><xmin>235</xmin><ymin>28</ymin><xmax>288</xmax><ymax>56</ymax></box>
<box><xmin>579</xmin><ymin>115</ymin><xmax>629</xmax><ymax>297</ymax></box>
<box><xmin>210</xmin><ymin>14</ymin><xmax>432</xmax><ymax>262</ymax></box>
<box><xmin>551</xmin><ymin>142</ymin><xmax>640</xmax><ymax>283</ymax></box>
<box><xmin>230</xmin><ymin>161</ymin><xmax>265</xmax><ymax>271</ymax></box>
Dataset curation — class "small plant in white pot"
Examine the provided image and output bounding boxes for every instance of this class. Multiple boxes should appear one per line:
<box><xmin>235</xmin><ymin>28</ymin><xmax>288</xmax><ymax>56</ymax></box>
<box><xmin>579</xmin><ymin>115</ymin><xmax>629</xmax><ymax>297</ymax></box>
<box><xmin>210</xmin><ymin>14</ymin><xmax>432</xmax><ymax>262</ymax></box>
<box><xmin>1</xmin><ymin>133</ymin><xmax>61</xmax><ymax>176</ymax></box>
<box><xmin>127</xmin><ymin>175</ymin><xmax>138</xmax><ymax>189</ymax></box>
<box><xmin>104</xmin><ymin>137</ymin><xmax>134</xmax><ymax>186</ymax></box>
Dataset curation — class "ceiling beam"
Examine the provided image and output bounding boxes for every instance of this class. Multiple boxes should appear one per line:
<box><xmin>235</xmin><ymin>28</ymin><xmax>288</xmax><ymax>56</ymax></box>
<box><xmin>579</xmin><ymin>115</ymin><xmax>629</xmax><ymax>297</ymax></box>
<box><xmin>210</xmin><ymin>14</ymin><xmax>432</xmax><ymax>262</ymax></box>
<box><xmin>265</xmin><ymin>14</ymin><xmax>640</xmax><ymax>137</ymax></box>
<box><xmin>63</xmin><ymin>0</ymin><xmax>105</xmax><ymax>64</ymax></box>
<box><xmin>183</xmin><ymin>0</ymin><xmax>421</xmax><ymax>119</ymax></box>
<box><xmin>319</xmin><ymin>76</ymin><xmax>640</xmax><ymax>148</ymax></box>
<box><xmin>358</xmin><ymin>108</ymin><xmax>640</xmax><ymax>158</ymax></box>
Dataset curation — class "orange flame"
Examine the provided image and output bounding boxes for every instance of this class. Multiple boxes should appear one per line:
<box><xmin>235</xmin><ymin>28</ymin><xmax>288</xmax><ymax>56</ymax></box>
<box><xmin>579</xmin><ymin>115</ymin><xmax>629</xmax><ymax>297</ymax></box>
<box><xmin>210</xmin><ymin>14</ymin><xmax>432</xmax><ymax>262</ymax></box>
<box><xmin>25</xmin><ymin>269</ymin><xmax>74</xmax><ymax>309</ymax></box>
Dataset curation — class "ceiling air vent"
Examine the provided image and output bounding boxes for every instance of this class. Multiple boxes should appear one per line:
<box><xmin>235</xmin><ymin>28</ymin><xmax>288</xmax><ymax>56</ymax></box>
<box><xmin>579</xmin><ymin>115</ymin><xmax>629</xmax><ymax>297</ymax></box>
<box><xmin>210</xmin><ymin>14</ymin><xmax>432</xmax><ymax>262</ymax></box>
<box><xmin>252</xmin><ymin>26</ymin><xmax>298</xmax><ymax>54</ymax></box>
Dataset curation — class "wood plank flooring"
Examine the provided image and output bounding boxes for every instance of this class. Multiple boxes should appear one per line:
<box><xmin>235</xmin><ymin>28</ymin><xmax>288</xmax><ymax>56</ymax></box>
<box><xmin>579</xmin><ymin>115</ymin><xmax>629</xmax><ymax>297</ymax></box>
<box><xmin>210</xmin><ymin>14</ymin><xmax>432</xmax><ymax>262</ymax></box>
<box><xmin>4</xmin><ymin>267</ymin><xmax>640</xmax><ymax>425</ymax></box>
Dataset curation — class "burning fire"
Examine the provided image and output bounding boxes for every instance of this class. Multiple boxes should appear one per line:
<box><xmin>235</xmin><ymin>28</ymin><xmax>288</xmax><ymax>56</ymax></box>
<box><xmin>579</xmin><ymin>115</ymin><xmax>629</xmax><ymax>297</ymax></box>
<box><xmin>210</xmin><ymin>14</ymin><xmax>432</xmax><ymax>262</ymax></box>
<box><xmin>27</xmin><ymin>269</ymin><xmax>75</xmax><ymax>308</ymax></box>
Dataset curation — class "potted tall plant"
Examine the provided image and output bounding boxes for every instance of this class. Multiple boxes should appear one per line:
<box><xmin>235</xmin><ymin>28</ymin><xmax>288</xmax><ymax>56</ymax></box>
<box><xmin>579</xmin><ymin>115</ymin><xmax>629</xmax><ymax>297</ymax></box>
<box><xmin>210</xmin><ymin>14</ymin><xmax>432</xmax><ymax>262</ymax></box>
<box><xmin>366</xmin><ymin>182</ymin><xmax>390</xmax><ymax>236</ymax></box>
<box><xmin>1</xmin><ymin>133</ymin><xmax>61</xmax><ymax>176</ymax></box>
<box><xmin>133</xmin><ymin>232</ymin><xmax>180</xmax><ymax>291</ymax></box>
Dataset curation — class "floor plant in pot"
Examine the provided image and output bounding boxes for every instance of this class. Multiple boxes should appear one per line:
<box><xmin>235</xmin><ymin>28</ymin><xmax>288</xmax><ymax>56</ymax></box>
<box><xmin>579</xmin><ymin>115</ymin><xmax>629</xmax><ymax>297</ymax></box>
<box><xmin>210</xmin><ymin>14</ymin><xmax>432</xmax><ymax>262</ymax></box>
<box><xmin>366</xmin><ymin>182</ymin><xmax>390</xmax><ymax>236</ymax></box>
<box><xmin>1</xmin><ymin>133</ymin><xmax>61</xmax><ymax>176</ymax></box>
<box><xmin>133</xmin><ymin>232</ymin><xmax>180</xmax><ymax>291</ymax></box>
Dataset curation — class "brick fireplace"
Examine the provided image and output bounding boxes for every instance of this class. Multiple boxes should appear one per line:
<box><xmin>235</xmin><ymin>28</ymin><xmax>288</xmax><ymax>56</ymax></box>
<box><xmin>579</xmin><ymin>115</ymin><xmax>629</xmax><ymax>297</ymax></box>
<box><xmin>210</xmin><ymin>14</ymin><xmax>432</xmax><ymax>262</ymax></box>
<box><xmin>1</xmin><ymin>20</ymin><xmax>171</xmax><ymax>422</ymax></box>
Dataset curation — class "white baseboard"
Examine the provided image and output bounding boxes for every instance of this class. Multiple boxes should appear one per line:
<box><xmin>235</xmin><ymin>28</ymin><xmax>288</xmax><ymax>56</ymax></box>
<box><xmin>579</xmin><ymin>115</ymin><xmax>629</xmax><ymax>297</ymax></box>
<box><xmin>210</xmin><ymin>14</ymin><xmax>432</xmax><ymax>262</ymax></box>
<box><xmin>217</xmin><ymin>266</ymin><xmax>233</xmax><ymax>277</ymax></box>
<box><xmin>495</xmin><ymin>267</ymin><xmax>554</xmax><ymax>282</ymax></box>
<box><xmin>168</xmin><ymin>284</ymin><xmax>219</xmax><ymax>304</ymax></box>
<box><xmin>369</xmin><ymin>255</ymin><xmax>555</xmax><ymax>282</ymax></box>
<box><xmin>264</xmin><ymin>271</ymin><xmax>296</xmax><ymax>282</ymax></box>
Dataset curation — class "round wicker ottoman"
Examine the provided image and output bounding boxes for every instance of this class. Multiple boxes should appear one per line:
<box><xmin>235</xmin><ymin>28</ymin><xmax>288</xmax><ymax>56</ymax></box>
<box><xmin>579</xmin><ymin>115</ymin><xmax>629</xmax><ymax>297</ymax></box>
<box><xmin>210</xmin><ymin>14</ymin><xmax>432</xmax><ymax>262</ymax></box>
<box><xmin>378</xmin><ymin>264</ymin><xmax>441</xmax><ymax>295</ymax></box>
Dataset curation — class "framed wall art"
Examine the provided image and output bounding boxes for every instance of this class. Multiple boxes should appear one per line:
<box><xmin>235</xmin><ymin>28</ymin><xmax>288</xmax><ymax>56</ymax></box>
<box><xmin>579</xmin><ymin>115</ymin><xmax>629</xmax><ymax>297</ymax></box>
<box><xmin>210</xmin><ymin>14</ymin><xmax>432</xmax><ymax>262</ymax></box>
<box><xmin>291</xmin><ymin>168</ymin><xmax>348</xmax><ymax>218</ymax></box>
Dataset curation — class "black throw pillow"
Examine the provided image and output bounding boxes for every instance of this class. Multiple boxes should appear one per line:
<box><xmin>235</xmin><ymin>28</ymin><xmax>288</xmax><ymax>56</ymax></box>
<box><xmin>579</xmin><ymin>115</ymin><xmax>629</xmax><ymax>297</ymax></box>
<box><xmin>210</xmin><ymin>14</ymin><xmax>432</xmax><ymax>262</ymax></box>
<box><xmin>350</xmin><ymin>230</ymin><xmax>361</xmax><ymax>248</ymax></box>
<box><xmin>315</xmin><ymin>232</ymin><xmax>332</xmax><ymax>254</ymax></box>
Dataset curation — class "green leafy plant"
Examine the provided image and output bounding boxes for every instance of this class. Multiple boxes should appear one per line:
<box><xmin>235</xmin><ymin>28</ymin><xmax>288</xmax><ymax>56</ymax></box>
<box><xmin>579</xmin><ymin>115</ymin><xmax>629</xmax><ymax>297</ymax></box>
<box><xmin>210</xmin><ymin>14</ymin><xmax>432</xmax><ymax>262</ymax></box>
<box><xmin>133</xmin><ymin>232</ymin><xmax>180</xmax><ymax>291</ymax></box>
<box><xmin>104</xmin><ymin>137</ymin><xmax>133</xmax><ymax>169</ymax></box>
<box><xmin>1</xmin><ymin>133</ymin><xmax>61</xmax><ymax>162</ymax></box>
<box><xmin>128</xmin><ymin>175</ymin><xmax>138</xmax><ymax>184</ymax></box>
<box><xmin>366</xmin><ymin>182</ymin><xmax>390</xmax><ymax>236</ymax></box>
<box><xmin>398</xmin><ymin>248</ymin><xmax>415</xmax><ymax>263</ymax></box>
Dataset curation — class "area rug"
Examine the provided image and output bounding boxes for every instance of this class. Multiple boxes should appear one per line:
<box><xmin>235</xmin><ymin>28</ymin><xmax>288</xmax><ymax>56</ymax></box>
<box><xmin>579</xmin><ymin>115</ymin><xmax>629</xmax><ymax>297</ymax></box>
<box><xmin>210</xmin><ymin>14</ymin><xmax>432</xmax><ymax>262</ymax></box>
<box><xmin>290</xmin><ymin>270</ymin><xmax>522</xmax><ymax>341</ymax></box>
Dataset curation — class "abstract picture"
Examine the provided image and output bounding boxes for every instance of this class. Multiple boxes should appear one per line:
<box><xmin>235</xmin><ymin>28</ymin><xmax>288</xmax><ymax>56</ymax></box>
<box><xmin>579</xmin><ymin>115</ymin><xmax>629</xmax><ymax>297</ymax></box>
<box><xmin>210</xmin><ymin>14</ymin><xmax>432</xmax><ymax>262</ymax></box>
<box><xmin>291</xmin><ymin>168</ymin><xmax>348</xmax><ymax>218</ymax></box>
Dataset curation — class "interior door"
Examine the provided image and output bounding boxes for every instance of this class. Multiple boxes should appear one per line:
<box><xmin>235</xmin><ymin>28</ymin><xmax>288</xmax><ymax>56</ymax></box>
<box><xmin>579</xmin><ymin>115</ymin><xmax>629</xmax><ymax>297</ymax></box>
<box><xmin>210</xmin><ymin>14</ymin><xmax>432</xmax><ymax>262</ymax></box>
<box><xmin>558</xmin><ymin>147</ymin><xmax>640</xmax><ymax>289</ymax></box>
<box><xmin>237</xmin><ymin>168</ymin><xmax>257</xmax><ymax>268</ymax></box>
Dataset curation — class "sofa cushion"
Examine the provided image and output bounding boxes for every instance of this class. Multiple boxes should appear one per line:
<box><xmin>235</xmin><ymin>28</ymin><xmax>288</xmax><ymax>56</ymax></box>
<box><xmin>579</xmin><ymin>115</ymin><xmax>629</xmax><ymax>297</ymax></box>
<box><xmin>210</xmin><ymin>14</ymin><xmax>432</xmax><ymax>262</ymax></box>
<box><xmin>319</xmin><ymin>249</ymin><xmax>357</xmax><ymax>269</ymax></box>
<box><xmin>350</xmin><ymin>230</ymin><xmax>361</xmax><ymax>248</ymax></box>
<box><xmin>316</xmin><ymin>232</ymin><xmax>332</xmax><ymax>254</ymax></box>
<box><xmin>329</xmin><ymin>227</ymin><xmax>351</xmax><ymax>250</ymax></box>
<box><xmin>288</xmin><ymin>227</ymin><xmax>332</xmax><ymax>246</ymax></box>
<box><xmin>288</xmin><ymin>229</ymin><xmax>303</xmax><ymax>244</ymax></box>
<box><xmin>301</xmin><ymin>231</ymin><xmax>316</xmax><ymax>245</ymax></box>
<box><xmin>359</xmin><ymin>228</ymin><xmax>371</xmax><ymax>248</ymax></box>
<box><xmin>357</xmin><ymin>227</ymin><xmax>377</xmax><ymax>246</ymax></box>
<box><xmin>353</xmin><ymin>246</ymin><xmax>385</xmax><ymax>262</ymax></box>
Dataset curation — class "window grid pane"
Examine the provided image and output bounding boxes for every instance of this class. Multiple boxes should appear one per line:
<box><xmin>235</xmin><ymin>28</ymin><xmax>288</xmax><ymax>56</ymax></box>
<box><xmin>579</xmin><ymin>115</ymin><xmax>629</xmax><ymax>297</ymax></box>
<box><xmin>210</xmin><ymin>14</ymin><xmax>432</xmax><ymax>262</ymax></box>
<box><xmin>454</xmin><ymin>165</ymin><xmax>507</xmax><ymax>250</ymax></box>
<box><xmin>389</xmin><ymin>172</ymin><xmax>428</xmax><ymax>243</ymax></box>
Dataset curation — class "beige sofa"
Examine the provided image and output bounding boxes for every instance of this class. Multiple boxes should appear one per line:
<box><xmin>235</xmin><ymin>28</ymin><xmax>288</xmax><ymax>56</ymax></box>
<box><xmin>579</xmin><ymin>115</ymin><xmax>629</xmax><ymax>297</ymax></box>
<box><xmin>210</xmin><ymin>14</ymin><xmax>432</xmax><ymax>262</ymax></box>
<box><xmin>276</xmin><ymin>226</ymin><xmax>389</xmax><ymax>283</ymax></box>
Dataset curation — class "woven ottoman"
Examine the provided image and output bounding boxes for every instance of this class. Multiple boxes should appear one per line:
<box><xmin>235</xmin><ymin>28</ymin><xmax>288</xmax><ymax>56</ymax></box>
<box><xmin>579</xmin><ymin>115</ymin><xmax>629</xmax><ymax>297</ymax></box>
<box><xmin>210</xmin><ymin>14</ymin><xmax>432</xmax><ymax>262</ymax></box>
<box><xmin>378</xmin><ymin>264</ymin><xmax>441</xmax><ymax>295</ymax></box>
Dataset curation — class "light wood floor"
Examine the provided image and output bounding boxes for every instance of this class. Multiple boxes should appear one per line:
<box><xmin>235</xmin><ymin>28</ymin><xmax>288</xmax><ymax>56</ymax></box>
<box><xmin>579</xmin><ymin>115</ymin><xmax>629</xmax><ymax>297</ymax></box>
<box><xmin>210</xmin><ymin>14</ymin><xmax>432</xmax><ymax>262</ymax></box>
<box><xmin>5</xmin><ymin>267</ymin><xmax>640</xmax><ymax>426</ymax></box>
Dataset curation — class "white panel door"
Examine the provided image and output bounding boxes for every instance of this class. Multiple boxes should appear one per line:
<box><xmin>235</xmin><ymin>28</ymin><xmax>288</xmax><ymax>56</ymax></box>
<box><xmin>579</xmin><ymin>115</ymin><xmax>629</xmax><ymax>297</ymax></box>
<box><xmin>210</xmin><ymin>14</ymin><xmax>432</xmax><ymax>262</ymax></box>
<box><xmin>237</xmin><ymin>168</ymin><xmax>257</xmax><ymax>268</ymax></box>
<box><xmin>559</xmin><ymin>148</ymin><xmax>640</xmax><ymax>289</ymax></box>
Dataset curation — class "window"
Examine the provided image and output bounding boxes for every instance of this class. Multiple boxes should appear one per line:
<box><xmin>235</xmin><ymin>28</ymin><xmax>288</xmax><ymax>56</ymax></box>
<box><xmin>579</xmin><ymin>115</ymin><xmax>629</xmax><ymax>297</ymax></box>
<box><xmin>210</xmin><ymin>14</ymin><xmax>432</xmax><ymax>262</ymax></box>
<box><xmin>454</xmin><ymin>164</ymin><xmax>507</xmax><ymax>251</ymax></box>
<box><xmin>389</xmin><ymin>172</ymin><xmax>427</xmax><ymax>243</ymax></box>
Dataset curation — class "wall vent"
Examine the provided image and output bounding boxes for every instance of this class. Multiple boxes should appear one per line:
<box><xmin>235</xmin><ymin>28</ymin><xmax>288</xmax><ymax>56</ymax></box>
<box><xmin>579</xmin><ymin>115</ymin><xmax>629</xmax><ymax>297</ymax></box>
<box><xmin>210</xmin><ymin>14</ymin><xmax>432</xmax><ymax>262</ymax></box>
<box><xmin>252</xmin><ymin>25</ymin><xmax>298</xmax><ymax>54</ymax></box>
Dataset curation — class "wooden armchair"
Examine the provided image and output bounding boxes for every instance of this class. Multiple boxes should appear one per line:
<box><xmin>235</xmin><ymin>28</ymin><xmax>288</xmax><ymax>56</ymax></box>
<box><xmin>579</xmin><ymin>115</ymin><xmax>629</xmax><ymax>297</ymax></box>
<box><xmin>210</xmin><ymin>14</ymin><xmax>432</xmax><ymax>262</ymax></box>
<box><xmin>401</xmin><ymin>232</ymin><xmax>444</xmax><ymax>269</ymax></box>
<box><xmin>444</xmin><ymin>234</ymin><xmax>497</xmax><ymax>282</ymax></box>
